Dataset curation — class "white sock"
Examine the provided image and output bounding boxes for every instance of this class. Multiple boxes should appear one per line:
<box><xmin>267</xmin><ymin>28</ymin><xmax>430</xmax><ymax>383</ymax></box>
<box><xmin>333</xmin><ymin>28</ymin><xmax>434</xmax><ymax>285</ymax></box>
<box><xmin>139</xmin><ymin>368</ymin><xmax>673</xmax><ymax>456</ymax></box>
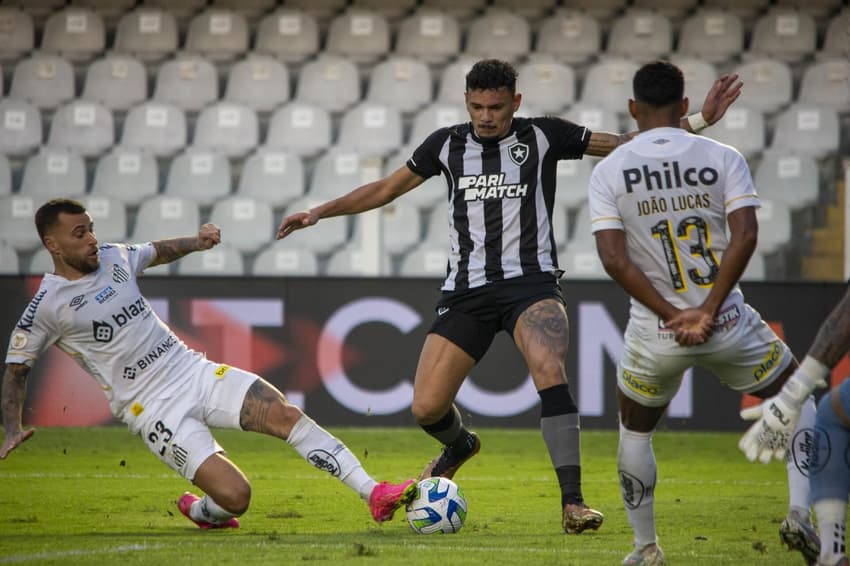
<box><xmin>192</xmin><ymin>495</ymin><xmax>238</xmax><ymax>524</ymax></box>
<box><xmin>815</xmin><ymin>499</ymin><xmax>848</xmax><ymax>564</ymax></box>
<box><xmin>287</xmin><ymin>414</ymin><xmax>377</xmax><ymax>501</ymax></box>
<box><xmin>618</xmin><ymin>423</ymin><xmax>657</xmax><ymax>548</ymax></box>
<box><xmin>786</xmin><ymin>395</ymin><xmax>816</xmax><ymax>516</ymax></box>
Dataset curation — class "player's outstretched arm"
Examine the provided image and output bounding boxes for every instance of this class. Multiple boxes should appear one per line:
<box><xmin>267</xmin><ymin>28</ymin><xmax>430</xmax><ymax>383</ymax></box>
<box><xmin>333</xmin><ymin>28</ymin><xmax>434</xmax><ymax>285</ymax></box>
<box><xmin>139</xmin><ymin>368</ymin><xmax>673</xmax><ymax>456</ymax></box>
<box><xmin>276</xmin><ymin>165</ymin><xmax>425</xmax><ymax>240</ymax></box>
<box><xmin>1</xmin><ymin>363</ymin><xmax>35</xmax><ymax>459</ymax></box>
<box><xmin>584</xmin><ymin>73</ymin><xmax>743</xmax><ymax>157</ymax></box>
<box><xmin>148</xmin><ymin>223</ymin><xmax>221</xmax><ymax>267</ymax></box>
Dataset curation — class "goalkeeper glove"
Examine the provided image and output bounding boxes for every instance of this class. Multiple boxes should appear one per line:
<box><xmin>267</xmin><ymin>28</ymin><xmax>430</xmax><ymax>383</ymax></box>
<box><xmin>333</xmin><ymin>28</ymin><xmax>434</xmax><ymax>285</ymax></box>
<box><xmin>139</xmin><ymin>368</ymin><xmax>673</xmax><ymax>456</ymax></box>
<box><xmin>738</xmin><ymin>356</ymin><xmax>828</xmax><ymax>463</ymax></box>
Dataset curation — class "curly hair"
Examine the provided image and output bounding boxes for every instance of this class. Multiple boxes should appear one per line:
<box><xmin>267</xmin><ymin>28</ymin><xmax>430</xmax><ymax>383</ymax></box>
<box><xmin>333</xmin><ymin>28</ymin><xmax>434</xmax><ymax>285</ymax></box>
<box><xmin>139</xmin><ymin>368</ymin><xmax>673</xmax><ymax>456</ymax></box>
<box><xmin>465</xmin><ymin>59</ymin><xmax>518</xmax><ymax>93</ymax></box>
<box><xmin>633</xmin><ymin>61</ymin><xmax>685</xmax><ymax>107</ymax></box>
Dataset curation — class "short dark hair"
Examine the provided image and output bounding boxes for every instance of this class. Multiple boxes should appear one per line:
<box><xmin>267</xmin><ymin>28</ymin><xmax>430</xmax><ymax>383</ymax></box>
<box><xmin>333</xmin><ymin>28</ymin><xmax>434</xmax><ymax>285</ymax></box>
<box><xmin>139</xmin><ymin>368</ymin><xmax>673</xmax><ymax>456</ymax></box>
<box><xmin>35</xmin><ymin>198</ymin><xmax>87</xmax><ymax>241</ymax></box>
<box><xmin>465</xmin><ymin>59</ymin><xmax>518</xmax><ymax>93</ymax></box>
<box><xmin>633</xmin><ymin>61</ymin><xmax>685</xmax><ymax>107</ymax></box>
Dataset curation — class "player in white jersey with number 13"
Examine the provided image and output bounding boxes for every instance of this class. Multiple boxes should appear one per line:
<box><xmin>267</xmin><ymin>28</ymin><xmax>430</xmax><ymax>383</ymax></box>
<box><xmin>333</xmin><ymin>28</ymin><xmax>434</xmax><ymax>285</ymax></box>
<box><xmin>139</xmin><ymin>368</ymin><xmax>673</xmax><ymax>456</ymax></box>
<box><xmin>1</xmin><ymin>198</ymin><xmax>416</xmax><ymax>530</ymax></box>
<box><xmin>589</xmin><ymin>61</ymin><xmax>823</xmax><ymax>565</ymax></box>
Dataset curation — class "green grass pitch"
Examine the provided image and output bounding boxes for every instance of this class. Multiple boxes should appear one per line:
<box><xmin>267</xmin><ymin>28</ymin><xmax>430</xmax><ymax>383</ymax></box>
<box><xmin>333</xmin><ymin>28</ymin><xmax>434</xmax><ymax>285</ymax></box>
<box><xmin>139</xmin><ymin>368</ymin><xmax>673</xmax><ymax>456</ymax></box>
<box><xmin>0</xmin><ymin>426</ymin><xmax>815</xmax><ymax>565</ymax></box>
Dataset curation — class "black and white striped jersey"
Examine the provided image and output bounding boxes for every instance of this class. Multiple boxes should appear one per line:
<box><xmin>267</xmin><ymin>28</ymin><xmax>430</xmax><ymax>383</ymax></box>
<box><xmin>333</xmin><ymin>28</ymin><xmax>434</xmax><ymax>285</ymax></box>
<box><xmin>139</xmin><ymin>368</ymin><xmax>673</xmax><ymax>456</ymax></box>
<box><xmin>407</xmin><ymin>117</ymin><xmax>591</xmax><ymax>291</ymax></box>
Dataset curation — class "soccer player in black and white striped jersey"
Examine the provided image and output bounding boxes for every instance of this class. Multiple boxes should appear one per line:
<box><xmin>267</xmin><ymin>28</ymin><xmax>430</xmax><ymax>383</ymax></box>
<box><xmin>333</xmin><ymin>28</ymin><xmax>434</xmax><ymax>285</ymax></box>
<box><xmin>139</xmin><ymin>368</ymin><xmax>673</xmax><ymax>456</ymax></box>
<box><xmin>277</xmin><ymin>59</ymin><xmax>741</xmax><ymax>535</ymax></box>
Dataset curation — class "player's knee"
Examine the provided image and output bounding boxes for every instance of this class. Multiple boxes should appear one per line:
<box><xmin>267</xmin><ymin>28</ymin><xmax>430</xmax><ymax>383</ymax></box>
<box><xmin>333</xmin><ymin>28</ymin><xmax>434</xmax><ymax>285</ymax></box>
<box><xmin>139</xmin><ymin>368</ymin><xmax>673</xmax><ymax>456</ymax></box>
<box><xmin>411</xmin><ymin>399</ymin><xmax>443</xmax><ymax>425</ymax></box>
<box><xmin>529</xmin><ymin>358</ymin><xmax>566</xmax><ymax>388</ymax></box>
<box><xmin>220</xmin><ymin>480</ymin><xmax>252</xmax><ymax>515</ymax></box>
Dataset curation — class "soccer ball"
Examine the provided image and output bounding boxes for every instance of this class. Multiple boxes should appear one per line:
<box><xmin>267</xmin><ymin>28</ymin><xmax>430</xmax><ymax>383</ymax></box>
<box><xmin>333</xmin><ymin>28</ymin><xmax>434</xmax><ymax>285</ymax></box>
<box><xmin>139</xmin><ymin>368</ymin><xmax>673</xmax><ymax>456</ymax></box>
<box><xmin>405</xmin><ymin>477</ymin><xmax>468</xmax><ymax>534</ymax></box>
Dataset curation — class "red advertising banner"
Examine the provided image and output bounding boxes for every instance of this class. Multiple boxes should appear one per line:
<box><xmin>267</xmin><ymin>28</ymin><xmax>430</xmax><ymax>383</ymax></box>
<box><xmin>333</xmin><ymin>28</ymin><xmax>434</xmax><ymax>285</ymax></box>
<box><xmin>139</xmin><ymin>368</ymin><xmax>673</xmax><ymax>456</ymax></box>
<box><xmin>1</xmin><ymin>275</ymin><xmax>846</xmax><ymax>431</ymax></box>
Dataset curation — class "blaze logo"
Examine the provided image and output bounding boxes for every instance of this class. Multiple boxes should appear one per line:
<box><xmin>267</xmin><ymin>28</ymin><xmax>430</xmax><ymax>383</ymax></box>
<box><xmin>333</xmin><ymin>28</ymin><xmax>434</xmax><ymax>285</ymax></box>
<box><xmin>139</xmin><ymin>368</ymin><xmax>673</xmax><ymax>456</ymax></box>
<box><xmin>92</xmin><ymin>320</ymin><xmax>114</xmax><ymax>342</ymax></box>
<box><xmin>508</xmin><ymin>142</ymin><xmax>529</xmax><ymax>165</ymax></box>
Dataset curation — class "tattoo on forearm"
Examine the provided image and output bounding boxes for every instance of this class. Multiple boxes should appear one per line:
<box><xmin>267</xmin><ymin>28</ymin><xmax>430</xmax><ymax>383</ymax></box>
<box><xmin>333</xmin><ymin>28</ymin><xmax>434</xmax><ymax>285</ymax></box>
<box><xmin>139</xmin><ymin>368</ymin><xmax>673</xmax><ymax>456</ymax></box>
<box><xmin>239</xmin><ymin>379</ymin><xmax>281</xmax><ymax>432</ymax></box>
<box><xmin>585</xmin><ymin>132</ymin><xmax>635</xmax><ymax>157</ymax></box>
<box><xmin>518</xmin><ymin>300</ymin><xmax>569</xmax><ymax>357</ymax></box>
<box><xmin>2</xmin><ymin>364</ymin><xmax>30</xmax><ymax>431</ymax></box>
<box><xmin>811</xmin><ymin>292</ymin><xmax>850</xmax><ymax>368</ymax></box>
<box><xmin>151</xmin><ymin>237</ymin><xmax>199</xmax><ymax>266</ymax></box>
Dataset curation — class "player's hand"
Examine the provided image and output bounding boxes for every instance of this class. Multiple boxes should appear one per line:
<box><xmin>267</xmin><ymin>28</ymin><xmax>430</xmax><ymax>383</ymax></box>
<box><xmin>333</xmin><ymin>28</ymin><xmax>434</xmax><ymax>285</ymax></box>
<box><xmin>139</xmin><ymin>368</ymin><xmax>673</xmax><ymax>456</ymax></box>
<box><xmin>738</xmin><ymin>396</ymin><xmax>800</xmax><ymax>463</ymax></box>
<box><xmin>197</xmin><ymin>223</ymin><xmax>221</xmax><ymax>250</ymax></box>
<box><xmin>665</xmin><ymin>308</ymin><xmax>714</xmax><ymax>346</ymax></box>
<box><xmin>700</xmin><ymin>73</ymin><xmax>743</xmax><ymax>126</ymax></box>
<box><xmin>276</xmin><ymin>210</ymin><xmax>319</xmax><ymax>240</ymax></box>
<box><xmin>0</xmin><ymin>428</ymin><xmax>35</xmax><ymax>459</ymax></box>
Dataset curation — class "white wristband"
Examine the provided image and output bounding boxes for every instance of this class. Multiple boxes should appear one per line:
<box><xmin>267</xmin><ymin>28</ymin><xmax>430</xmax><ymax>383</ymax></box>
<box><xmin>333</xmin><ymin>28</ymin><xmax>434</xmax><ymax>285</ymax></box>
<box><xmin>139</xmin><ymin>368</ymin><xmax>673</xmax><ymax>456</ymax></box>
<box><xmin>687</xmin><ymin>112</ymin><xmax>709</xmax><ymax>133</ymax></box>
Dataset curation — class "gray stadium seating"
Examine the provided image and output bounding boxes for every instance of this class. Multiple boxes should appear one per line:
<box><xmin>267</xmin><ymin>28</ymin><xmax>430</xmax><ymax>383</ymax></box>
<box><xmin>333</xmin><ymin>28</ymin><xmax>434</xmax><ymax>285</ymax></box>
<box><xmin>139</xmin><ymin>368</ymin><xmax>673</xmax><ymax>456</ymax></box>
<box><xmin>90</xmin><ymin>146</ymin><xmax>159</xmax><ymax>206</ymax></box>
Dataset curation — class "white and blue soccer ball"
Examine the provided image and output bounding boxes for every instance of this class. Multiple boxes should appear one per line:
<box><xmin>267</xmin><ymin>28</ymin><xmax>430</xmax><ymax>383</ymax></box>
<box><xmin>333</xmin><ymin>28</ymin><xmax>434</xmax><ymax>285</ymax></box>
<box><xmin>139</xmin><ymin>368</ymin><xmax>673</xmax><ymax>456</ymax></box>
<box><xmin>405</xmin><ymin>477</ymin><xmax>468</xmax><ymax>534</ymax></box>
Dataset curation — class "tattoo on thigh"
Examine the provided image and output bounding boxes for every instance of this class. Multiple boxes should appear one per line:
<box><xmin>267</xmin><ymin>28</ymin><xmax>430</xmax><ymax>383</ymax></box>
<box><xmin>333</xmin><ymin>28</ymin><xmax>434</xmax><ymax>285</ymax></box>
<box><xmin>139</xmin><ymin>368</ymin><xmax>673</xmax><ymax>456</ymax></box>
<box><xmin>519</xmin><ymin>300</ymin><xmax>569</xmax><ymax>355</ymax></box>
<box><xmin>240</xmin><ymin>380</ymin><xmax>279</xmax><ymax>431</ymax></box>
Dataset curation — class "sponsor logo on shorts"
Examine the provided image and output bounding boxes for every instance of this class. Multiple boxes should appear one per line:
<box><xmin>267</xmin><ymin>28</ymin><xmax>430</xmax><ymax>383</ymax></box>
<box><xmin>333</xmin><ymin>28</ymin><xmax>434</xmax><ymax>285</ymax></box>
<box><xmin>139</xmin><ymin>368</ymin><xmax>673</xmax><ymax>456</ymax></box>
<box><xmin>753</xmin><ymin>341</ymin><xmax>783</xmax><ymax>381</ymax></box>
<box><xmin>307</xmin><ymin>449</ymin><xmax>341</xmax><ymax>477</ymax></box>
<box><xmin>214</xmin><ymin>364</ymin><xmax>231</xmax><ymax>378</ymax></box>
<box><xmin>622</xmin><ymin>369</ymin><xmax>659</xmax><ymax>396</ymax></box>
<box><xmin>172</xmin><ymin>444</ymin><xmax>188</xmax><ymax>469</ymax></box>
<box><xmin>714</xmin><ymin>304</ymin><xmax>740</xmax><ymax>332</ymax></box>
<box><xmin>11</xmin><ymin>331</ymin><xmax>28</xmax><ymax>350</ymax></box>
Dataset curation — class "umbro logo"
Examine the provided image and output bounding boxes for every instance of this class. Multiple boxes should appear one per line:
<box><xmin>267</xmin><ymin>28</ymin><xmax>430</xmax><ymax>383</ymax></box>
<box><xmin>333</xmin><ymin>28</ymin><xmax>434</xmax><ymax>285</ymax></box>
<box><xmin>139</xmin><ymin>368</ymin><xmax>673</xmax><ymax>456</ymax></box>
<box><xmin>508</xmin><ymin>142</ymin><xmax>529</xmax><ymax>166</ymax></box>
<box><xmin>69</xmin><ymin>294</ymin><xmax>88</xmax><ymax>311</ymax></box>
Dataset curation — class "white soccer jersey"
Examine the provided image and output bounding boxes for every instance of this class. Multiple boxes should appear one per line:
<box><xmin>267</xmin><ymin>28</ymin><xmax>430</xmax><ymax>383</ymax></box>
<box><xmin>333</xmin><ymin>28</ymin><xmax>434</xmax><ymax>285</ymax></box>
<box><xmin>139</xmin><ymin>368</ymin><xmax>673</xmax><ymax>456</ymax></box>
<box><xmin>5</xmin><ymin>243</ymin><xmax>204</xmax><ymax>422</ymax></box>
<box><xmin>589</xmin><ymin>126</ymin><xmax>760</xmax><ymax>326</ymax></box>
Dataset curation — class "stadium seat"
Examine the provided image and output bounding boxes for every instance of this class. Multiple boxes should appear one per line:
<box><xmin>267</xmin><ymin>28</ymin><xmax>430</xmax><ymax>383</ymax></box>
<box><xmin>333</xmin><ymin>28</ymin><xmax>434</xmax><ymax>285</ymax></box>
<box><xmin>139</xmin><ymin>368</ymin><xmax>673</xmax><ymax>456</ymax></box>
<box><xmin>731</xmin><ymin>59</ymin><xmax>793</xmax><ymax>114</ymax></box>
<box><xmin>606</xmin><ymin>9</ymin><xmax>673</xmax><ymax>62</ymax></box>
<box><xmin>325</xmin><ymin>9</ymin><xmax>391</xmax><ymax>66</ymax></box>
<box><xmin>676</xmin><ymin>9</ymin><xmax>744</xmax><ymax>65</ymax></box>
<box><xmin>754</xmin><ymin>149</ymin><xmax>820</xmax><ymax>210</ymax></box>
<box><xmin>740</xmin><ymin>250</ymin><xmax>766</xmax><ymax>281</ymax></box>
<box><xmin>464</xmin><ymin>9</ymin><xmax>531</xmax><ymax>63</ymax></box>
<box><xmin>164</xmin><ymin>148</ymin><xmax>231</xmax><ymax>207</ymax></box>
<box><xmin>562</xmin><ymin>104</ymin><xmax>621</xmax><ymax>134</ymax></box>
<box><xmin>702</xmin><ymin>106</ymin><xmax>766</xmax><ymax>160</ymax></box>
<box><xmin>236</xmin><ymin>148</ymin><xmax>305</xmax><ymax>209</ymax></box>
<box><xmin>47</xmin><ymin>99</ymin><xmax>114</xmax><ymax>158</ymax></box>
<box><xmin>294</xmin><ymin>54</ymin><xmax>361</xmax><ymax>114</ymax></box>
<box><xmin>309</xmin><ymin>148</ymin><xmax>382</xmax><ymax>201</ymax></box>
<box><xmin>282</xmin><ymin>0</ymin><xmax>348</xmax><ymax>24</ymax></box>
<box><xmin>351</xmin><ymin>0</ymin><xmax>418</xmax><ymax>22</ymax></box>
<box><xmin>208</xmin><ymin>197</ymin><xmax>274</xmax><ymax>253</ymax></box>
<box><xmin>754</xmin><ymin>198</ymin><xmax>791</xmax><ymax>254</ymax></box>
<box><xmin>351</xmin><ymin>199</ymin><xmax>422</xmax><ymax>256</ymax></box>
<box><xmin>251</xmin><ymin>239</ymin><xmax>320</xmax><ymax>277</ymax></box>
<box><xmin>422</xmin><ymin>199</ymin><xmax>448</xmax><ymax>244</ymax></box>
<box><xmin>491</xmin><ymin>0</ymin><xmax>556</xmax><ymax>20</ymax></box>
<box><xmin>395</xmin><ymin>9</ymin><xmax>461</xmax><ymax>66</ymax></box>
<box><xmin>770</xmin><ymin>104</ymin><xmax>840</xmax><ymax>160</ymax></box>
<box><xmin>0</xmin><ymin>195</ymin><xmax>41</xmax><ymax>251</ymax></box>
<box><xmin>1</xmin><ymin>0</ymin><xmax>66</xmax><ymax>25</ymax></box>
<box><xmin>579</xmin><ymin>58</ymin><xmax>641</xmax><ymax>115</ymax></box>
<box><xmin>569</xmin><ymin>202</ymin><xmax>594</xmax><ymax>246</ymax></box>
<box><xmin>0</xmin><ymin>98</ymin><xmax>42</xmax><ymax>157</ymax></box>
<box><xmin>81</xmin><ymin>54</ymin><xmax>148</xmax><ymax>113</ymax></box>
<box><xmin>90</xmin><ymin>146</ymin><xmax>159</xmax><ymax>206</ymax></box>
<box><xmin>398</xmin><ymin>242</ymin><xmax>449</xmax><ymax>278</ymax></box>
<box><xmin>40</xmin><ymin>7</ymin><xmax>105</xmax><ymax>64</ymax></box>
<box><xmin>337</xmin><ymin>102</ymin><xmax>403</xmax><ymax>158</ymax></box>
<box><xmin>746</xmin><ymin>8</ymin><xmax>817</xmax><ymax>63</ymax></box>
<box><xmin>0</xmin><ymin>7</ymin><xmax>34</xmax><ymax>64</ymax></box>
<box><xmin>0</xmin><ymin>239</ymin><xmax>20</xmax><ymax>274</ymax></box>
<box><xmin>224</xmin><ymin>55</ymin><xmax>290</xmax><ymax>114</ymax></box>
<box><xmin>69</xmin><ymin>0</ymin><xmax>137</xmax><ymax>31</ymax></box>
<box><xmin>265</xmin><ymin>102</ymin><xmax>331</xmax><ymax>158</ymax></box>
<box><xmin>631</xmin><ymin>0</ymin><xmax>698</xmax><ymax>21</ymax></box>
<box><xmin>555</xmin><ymin>158</ymin><xmax>594</xmax><ymax>212</ymax></box>
<box><xmin>534</xmin><ymin>10</ymin><xmax>601</xmax><ymax>65</ymax></box>
<box><xmin>25</xmin><ymin>247</ymin><xmax>53</xmax><ymax>275</ymax></box>
<box><xmin>774</xmin><ymin>0</ymin><xmax>844</xmax><ymax>20</ymax></box>
<box><xmin>701</xmin><ymin>0</ymin><xmax>771</xmax><ymax>22</ymax></box>
<box><xmin>184</xmin><ymin>9</ymin><xmax>249</xmax><ymax>63</ymax></box>
<box><xmin>365</xmin><ymin>56</ymin><xmax>433</xmax><ymax>114</ymax></box>
<box><xmin>559</xmin><ymin>0</ymin><xmax>627</xmax><ymax>22</ymax></box>
<box><xmin>560</xmin><ymin>243</ymin><xmax>608</xmax><ymax>279</ymax></box>
<box><xmin>281</xmin><ymin>196</ymin><xmax>349</xmax><ymax>255</ymax></box>
<box><xmin>668</xmin><ymin>57</ymin><xmax>718</xmax><ymax>114</ymax></box>
<box><xmin>819</xmin><ymin>9</ymin><xmax>850</xmax><ymax>61</ymax></box>
<box><xmin>325</xmin><ymin>243</ymin><xmax>393</xmax><ymax>277</ymax></box>
<box><xmin>131</xmin><ymin>196</ymin><xmax>201</xmax><ymax>243</ymax></box>
<box><xmin>10</xmin><ymin>54</ymin><xmax>75</xmax><ymax>110</ymax></box>
<box><xmin>153</xmin><ymin>55</ymin><xmax>218</xmax><ymax>113</ymax></box>
<box><xmin>436</xmin><ymin>57</ymin><xmax>477</xmax><ymax>104</ymax></box>
<box><xmin>210</xmin><ymin>0</ymin><xmax>277</xmax><ymax>22</ymax></box>
<box><xmin>0</xmin><ymin>153</ymin><xmax>11</xmax><ymax>197</ymax></box>
<box><xmin>384</xmin><ymin>146</ymin><xmax>446</xmax><ymax>211</ymax></box>
<box><xmin>254</xmin><ymin>8</ymin><xmax>320</xmax><ymax>65</ymax></box>
<box><xmin>19</xmin><ymin>147</ymin><xmax>87</xmax><ymax>200</ymax></box>
<box><xmin>419</xmin><ymin>0</ymin><xmax>487</xmax><ymax>23</ymax></box>
<box><xmin>112</xmin><ymin>8</ymin><xmax>179</xmax><ymax>64</ymax></box>
<box><xmin>516</xmin><ymin>59</ymin><xmax>575</xmax><ymax>115</ymax></box>
<box><xmin>798</xmin><ymin>59</ymin><xmax>850</xmax><ymax>114</ymax></box>
<box><xmin>409</xmin><ymin>103</ymin><xmax>465</xmax><ymax>146</ymax></box>
<box><xmin>176</xmin><ymin>243</ymin><xmax>245</xmax><ymax>276</ymax></box>
<box><xmin>81</xmin><ymin>195</ymin><xmax>127</xmax><ymax>243</ymax></box>
<box><xmin>121</xmin><ymin>101</ymin><xmax>187</xmax><ymax>157</ymax></box>
<box><xmin>193</xmin><ymin>102</ymin><xmax>259</xmax><ymax>159</ymax></box>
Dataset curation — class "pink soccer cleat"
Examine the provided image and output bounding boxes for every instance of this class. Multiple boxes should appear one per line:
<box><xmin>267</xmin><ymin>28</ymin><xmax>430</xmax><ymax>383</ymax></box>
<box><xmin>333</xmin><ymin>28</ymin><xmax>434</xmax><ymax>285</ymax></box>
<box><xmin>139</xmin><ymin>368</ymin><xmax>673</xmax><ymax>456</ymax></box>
<box><xmin>368</xmin><ymin>480</ymin><xmax>416</xmax><ymax>523</ymax></box>
<box><xmin>177</xmin><ymin>492</ymin><xmax>240</xmax><ymax>530</ymax></box>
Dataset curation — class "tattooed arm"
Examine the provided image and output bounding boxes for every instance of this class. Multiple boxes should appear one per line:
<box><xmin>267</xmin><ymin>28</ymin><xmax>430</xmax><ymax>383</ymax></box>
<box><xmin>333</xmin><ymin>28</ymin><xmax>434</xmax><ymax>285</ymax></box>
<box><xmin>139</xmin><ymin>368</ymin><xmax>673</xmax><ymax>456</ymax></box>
<box><xmin>148</xmin><ymin>223</ymin><xmax>221</xmax><ymax>267</ymax></box>
<box><xmin>1</xmin><ymin>363</ymin><xmax>35</xmax><ymax>459</ymax></box>
<box><xmin>807</xmin><ymin>286</ymin><xmax>850</xmax><ymax>369</ymax></box>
